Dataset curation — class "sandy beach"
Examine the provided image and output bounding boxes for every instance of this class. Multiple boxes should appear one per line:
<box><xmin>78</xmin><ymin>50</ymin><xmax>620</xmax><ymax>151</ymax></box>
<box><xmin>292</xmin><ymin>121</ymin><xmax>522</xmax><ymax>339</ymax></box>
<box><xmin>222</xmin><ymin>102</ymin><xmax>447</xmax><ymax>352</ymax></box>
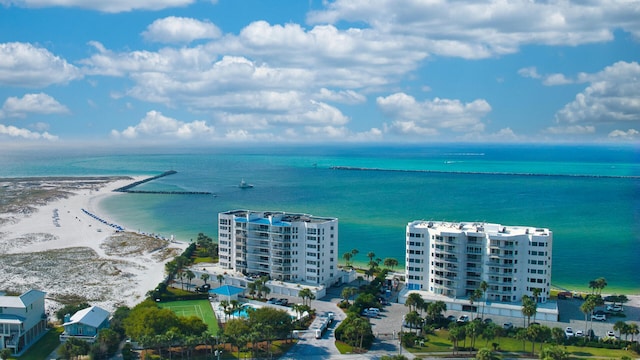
<box><xmin>0</xmin><ymin>176</ymin><xmax>186</xmax><ymax>319</ymax></box>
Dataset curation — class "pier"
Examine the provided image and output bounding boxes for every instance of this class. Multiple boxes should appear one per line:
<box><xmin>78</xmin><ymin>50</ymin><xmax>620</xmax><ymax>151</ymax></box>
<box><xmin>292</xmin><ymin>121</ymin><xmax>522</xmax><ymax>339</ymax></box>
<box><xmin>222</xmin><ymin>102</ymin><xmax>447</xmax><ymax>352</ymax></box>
<box><xmin>113</xmin><ymin>170</ymin><xmax>212</xmax><ymax>195</ymax></box>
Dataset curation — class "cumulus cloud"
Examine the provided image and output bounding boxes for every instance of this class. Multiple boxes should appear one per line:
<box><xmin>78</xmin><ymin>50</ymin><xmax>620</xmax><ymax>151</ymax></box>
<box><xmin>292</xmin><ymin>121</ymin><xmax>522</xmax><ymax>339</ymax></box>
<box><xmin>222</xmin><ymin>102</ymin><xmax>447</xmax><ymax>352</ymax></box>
<box><xmin>307</xmin><ymin>0</ymin><xmax>640</xmax><ymax>59</ymax></box>
<box><xmin>0</xmin><ymin>42</ymin><xmax>81</xmax><ymax>87</ymax></box>
<box><xmin>111</xmin><ymin>110</ymin><xmax>214</xmax><ymax>140</ymax></box>
<box><xmin>0</xmin><ymin>93</ymin><xmax>69</xmax><ymax>118</ymax></box>
<box><xmin>608</xmin><ymin>128</ymin><xmax>638</xmax><ymax>140</ymax></box>
<box><xmin>518</xmin><ymin>67</ymin><xmax>541</xmax><ymax>79</ymax></box>
<box><xmin>0</xmin><ymin>124</ymin><xmax>58</xmax><ymax>140</ymax></box>
<box><xmin>542</xmin><ymin>73</ymin><xmax>573</xmax><ymax>86</ymax></box>
<box><xmin>142</xmin><ymin>17</ymin><xmax>221</xmax><ymax>43</ymax></box>
<box><xmin>377</xmin><ymin>92</ymin><xmax>491</xmax><ymax>137</ymax></box>
<box><xmin>555</xmin><ymin>61</ymin><xmax>640</xmax><ymax>124</ymax></box>
<box><xmin>0</xmin><ymin>0</ymin><xmax>195</xmax><ymax>12</ymax></box>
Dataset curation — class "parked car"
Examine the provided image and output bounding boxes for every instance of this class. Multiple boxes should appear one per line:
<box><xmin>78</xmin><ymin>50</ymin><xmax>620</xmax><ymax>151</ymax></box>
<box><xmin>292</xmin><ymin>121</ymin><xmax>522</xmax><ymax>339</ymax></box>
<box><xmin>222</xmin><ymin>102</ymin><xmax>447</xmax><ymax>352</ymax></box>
<box><xmin>483</xmin><ymin>318</ymin><xmax>493</xmax><ymax>324</ymax></box>
<box><xmin>565</xmin><ymin>327</ymin><xmax>574</xmax><ymax>337</ymax></box>
<box><xmin>457</xmin><ymin>315</ymin><xmax>470</xmax><ymax>323</ymax></box>
<box><xmin>557</xmin><ymin>291</ymin><xmax>572</xmax><ymax>299</ymax></box>
<box><xmin>591</xmin><ymin>313</ymin><xmax>606</xmax><ymax>321</ymax></box>
<box><xmin>606</xmin><ymin>330</ymin><xmax>616</xmax><ymax>338</ymax></box>
<box><xmin>503</xmin><ymin>322</ymin><xmax>514</xmax><ymax>330</ymax></box>
<box><xmin>267</xmin><ymin>297</ymin><xmax>277</xmax><ymax>304</ymax></box>
<box><xmin>576</xmin><ymin>330</ymin><xmax>584</xmax><ymax>337</ymax></box>
<box><xmin>606</xmin><ymin>304</ymin><xmax>623</xmax><ymax>312</ymax></box>
<box><xmin>446</xmin><ymin>315</ymin><xmax>456</xmax><ymax>323</ymax></box>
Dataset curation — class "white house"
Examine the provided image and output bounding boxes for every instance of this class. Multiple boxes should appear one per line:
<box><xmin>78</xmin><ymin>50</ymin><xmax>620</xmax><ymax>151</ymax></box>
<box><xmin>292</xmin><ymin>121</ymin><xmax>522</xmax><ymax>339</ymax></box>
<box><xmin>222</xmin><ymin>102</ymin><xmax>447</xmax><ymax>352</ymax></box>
<box><xmin>0</xmin><ymin>289</ymin><xmax>47</xmax><ymax>356</ymax></box>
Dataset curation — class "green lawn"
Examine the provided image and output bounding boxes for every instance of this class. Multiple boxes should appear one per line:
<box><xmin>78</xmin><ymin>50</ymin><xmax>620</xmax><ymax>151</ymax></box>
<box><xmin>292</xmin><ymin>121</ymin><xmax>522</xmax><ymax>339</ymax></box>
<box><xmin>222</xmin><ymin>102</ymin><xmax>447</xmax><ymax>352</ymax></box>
<box><xmin>158</xmin><ymin>299</ymin><xmax>219</xmax><ymax>335</ymax></box>
<box><xmin>405</xmin><ymin>329</ymin><xmax>637</xmax><ymax>359</ymax></box>
<box><xmin>18</xmin><ymin>326</ymin><xmax>63</xmax><ymax>360</ymax></box>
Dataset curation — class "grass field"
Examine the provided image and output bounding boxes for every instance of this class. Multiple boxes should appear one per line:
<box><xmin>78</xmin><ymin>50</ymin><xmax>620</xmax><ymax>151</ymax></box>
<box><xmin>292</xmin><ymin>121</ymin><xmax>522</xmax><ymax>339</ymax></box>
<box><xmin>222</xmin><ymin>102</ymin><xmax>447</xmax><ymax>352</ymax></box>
<box><xmin>158</xmin><ymin>299</ymin><xmax>219</xmax><ymax>335</ymax></box>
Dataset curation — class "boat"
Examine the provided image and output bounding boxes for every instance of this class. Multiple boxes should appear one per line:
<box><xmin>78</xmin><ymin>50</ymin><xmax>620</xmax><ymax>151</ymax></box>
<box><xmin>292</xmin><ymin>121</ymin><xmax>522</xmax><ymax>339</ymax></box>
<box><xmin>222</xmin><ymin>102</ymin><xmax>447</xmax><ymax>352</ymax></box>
<box><xmin>239</xmin><ymin>179</ymin><xmax>254</xmax><ymax>189</ymax></box>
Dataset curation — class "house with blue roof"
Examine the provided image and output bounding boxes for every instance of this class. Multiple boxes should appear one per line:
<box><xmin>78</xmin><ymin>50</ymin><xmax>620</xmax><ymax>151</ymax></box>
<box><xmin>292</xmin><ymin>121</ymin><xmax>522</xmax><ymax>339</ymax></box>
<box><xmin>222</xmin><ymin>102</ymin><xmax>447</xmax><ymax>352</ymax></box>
<box><xmin>0</xmin><ymin>289</ymin><xmax>48</xmax><ymax>356</ymax></box>
<box><xmin>60</xmin><ymin>305</ymin><xmax>110</xmax><ymax>343</ymax></box>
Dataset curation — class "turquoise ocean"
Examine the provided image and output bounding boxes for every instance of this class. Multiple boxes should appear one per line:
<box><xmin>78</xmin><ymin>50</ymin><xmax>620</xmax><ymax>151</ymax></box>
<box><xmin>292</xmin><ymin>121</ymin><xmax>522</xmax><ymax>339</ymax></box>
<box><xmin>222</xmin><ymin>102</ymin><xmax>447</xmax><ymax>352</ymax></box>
<box><xmin>2</xmin><ymin>144</ymin><xmax>639</xmax><ymax>293</ymax></box>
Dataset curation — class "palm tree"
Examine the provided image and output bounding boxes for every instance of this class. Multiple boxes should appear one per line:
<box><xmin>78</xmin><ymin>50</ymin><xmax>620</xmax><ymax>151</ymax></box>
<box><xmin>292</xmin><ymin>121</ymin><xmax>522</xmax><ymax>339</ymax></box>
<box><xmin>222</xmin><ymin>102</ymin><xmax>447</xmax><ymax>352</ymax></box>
<box><xmin>479</xmin><ymin>281</ymin><xmax>488</xmax><ymax>319</ymax></box>
<box><xmin>405</xmin><ymin>310</ymin><xmax>422</xmax><ymax>334</ymax></box>
<box><xmin>201</xmin><ymin>273</ymin><xmax>210</xmax><ymax>286</ymax></box>
<box><xmin>217</xmin><ymin>274</ymin><xmax>224</xmax><ymax>287</ymax></box>
<box><xmin>185</xmin><ymin>270</ymin><xmax>195</xmax><ymax>290</ymax></box>
<box><xmin>580</xmin><ymin>297</ymin><xmax>596</xmax><ymax>336</ymax></box>
<box><xmin>383</xmin><ymin>257</ymin><xmax>398</xmax><ymax>271</ymax></box>
<box><xmin>367</xmin><ymin>251</ymin><xmax>376</xmax><ymax>263</ymax></box>
<box><xmin>351</xmin><ymin>248</ymin><xmax>359</xmax><ymax>261</ymax></box>
<box><xmin>405</xmin><ymin>292</ymin><xmax>424</xmax><ymax>313</ymax></box>
<box><xmin>614</xmin><ymin>320</ymin><xmax>626</xmax><ymax>339</ymax></box>
<box><xmin>341</xmin><ymin>287</ymin><xmax>357</xmax><ymax>305</ymax></box>
<box><xmin>521</xmin><ymin>295</ymin><xmax>536</xmax><ymax>327</ymax></box>
<box><xmin>343</xmin><ymin>252</ymin><xmax>352</xmax><ymax>267</ymax></box>
<box><xmin>628</xmin><ymin>323</ymin><xmax>639</xmax><ymax>342</ymax></box>
<box><xmin>551</xmin><ymin>327</ymin><xmax>566</xmax><ymax>344</ymax></box>
<box><xmin>247</xmin><ymin>281</ymin><xmax>257</xmax><ymax>299</ymax></box>
<box><xmin>298</xmin><ymin>288</ymin><xmax>315</xmax><ymax>306</ymax></box>
<box><xmin>594</xmin><ymin>277</ymin><xmax>607</xmax><ymax>295</ymax></box>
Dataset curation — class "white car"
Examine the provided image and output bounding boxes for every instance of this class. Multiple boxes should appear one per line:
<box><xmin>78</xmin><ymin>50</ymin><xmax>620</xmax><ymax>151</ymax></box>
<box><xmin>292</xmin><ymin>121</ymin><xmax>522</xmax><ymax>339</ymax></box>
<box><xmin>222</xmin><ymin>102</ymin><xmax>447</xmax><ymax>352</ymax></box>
<box><xmin>606</xmin><ymin>305</ymin><xmax>623</xmax><ymax>312</ymax></box>
<box><xmin>607</xmin><ymin>330</ymin><xmax>616</xmax><ymax>338</ymax></box>
<box><xmin>591</xmin><ymin>313</ymin><xmax>606</xmax><ymax>321</ymax></box>
<box><xmin>576</xmin><ymin>330</ymin><xmax>584</xmax><ymax>337</ymax></box>
<box><xmin>565</xmin><ymin>327</ymin><xmax>574</xmax><ymax>337</ymax></box>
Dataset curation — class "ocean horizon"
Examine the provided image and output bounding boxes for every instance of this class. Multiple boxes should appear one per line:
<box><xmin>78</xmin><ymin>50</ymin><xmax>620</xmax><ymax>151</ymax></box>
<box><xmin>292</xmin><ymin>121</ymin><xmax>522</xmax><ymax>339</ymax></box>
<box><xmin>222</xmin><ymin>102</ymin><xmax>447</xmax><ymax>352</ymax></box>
<box><xmin>2</xmin><ymin>143</ymin><xmax>639</xmax><ymax>294</ymax></box>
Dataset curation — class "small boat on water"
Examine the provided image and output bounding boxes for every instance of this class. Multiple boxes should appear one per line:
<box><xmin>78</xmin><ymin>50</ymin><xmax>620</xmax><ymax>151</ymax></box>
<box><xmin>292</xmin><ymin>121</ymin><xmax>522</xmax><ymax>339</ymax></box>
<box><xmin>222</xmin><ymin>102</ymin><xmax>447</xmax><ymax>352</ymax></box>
<box><xmin>239</xmin><ymin>179</ymin><xmax>254</xmax><ymax>189</ymax></box>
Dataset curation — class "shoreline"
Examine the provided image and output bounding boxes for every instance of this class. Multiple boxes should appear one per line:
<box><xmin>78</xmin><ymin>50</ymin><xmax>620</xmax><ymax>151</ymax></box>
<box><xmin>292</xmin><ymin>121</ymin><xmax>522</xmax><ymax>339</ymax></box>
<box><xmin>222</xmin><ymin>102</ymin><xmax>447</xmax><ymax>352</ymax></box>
<box><xmin>0</xmin><ymin>175</ymin><xmax>187</xmax><ymax>316</ymax></box>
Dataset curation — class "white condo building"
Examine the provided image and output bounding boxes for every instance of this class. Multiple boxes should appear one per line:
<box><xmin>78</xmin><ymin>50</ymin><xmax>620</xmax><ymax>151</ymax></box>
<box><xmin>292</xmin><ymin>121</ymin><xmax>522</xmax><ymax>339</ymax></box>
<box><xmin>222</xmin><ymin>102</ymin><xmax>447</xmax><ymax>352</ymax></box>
<box><xmin>405</xmin><ymin>221</ymin><xmax>553</xmax><ymax>303</ymax></box>
<box><xmin>218</xmin><ymin>210</ymin><xmax>339</xmax><ymax>287</ymax></box>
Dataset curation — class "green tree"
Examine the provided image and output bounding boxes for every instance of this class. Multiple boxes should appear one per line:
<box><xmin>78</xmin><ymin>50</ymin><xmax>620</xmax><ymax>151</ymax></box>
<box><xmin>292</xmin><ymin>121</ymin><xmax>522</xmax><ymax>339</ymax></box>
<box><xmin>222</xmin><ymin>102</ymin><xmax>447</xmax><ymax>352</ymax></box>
<box><xmin>475</xmin><ymin>347</ymin><xmax>498</xmax><ymax>360</ymax></box>
<box><xmin>341</xmin><ymin>287</ymin><xmax>357</xmax><ymax>305</ymax></box>
<box><xmin>123</xmin><ymin>301</ymin><xmax>180</xmax><ymax>342</ymax></box>
<box><xmin>614</xmin><ymin>320</ymin><xmax>628</xmax><ymax>340</ymax></box>
<box><xmin>479</xmin><ymin>281</ymin><xmax>488</xmax><ymax>319</ymax></box>
<box><xmin>521</xmin><ymin>295</ymin><xmax>537</xmax><ymax>327</ymax></box>
<box><xmin>580</xmin><ymin>296</ymin><xmax>597</xmax><ymax>336</ymax></box>
<box><xmin>201</xmin><ymin>273</ymin><xmax>210</xmax><ymax>285</ymax></box>
<box><xmin>551</xmin><ymin>327</ymin><xmax>565</xmax><ymax>345</ymax></box>
<box><xmin>223</xmin><ymin>319</ymin><xmax>250</xmax><ymax>358</ymax></box>
<box><xmin>629</xmin><ymin>322</ymin><xmax>639</xmax><ymax>342</ymax></box>
<box><xmin>298</xmin><ymin>288</ymin><xmax>315</xmax><ymax>306</ymax></box>
<box><xmin>539</xmin><ymin>345</ymin><xmax>569</xmax><ymax>360</ymax></box>
<box><xmin>0</xmin><ymin>349</ymin><xmax>12</xmax><ymax>360</ymax></box>
<box><xmin>58</xmin><ymin>337</ymin><xmax>91</xmax><ymax>360</ymax></box>
<box><xmin>404</xmin><ymin>310</ymin><xmax>422</xmax><ymax>334</ymax></box>
<box><xmin>185</xmin><ymin>269</ymin><xmax>196</xmax><ymax>290</ymax></box>
<box><xmin>383</xmin><ymin>257</ymin><xmax>399</xmax><ymax>271</ymax></box>
<box><xmin>351</xmin><ymin>248</ymin><xmax>359</xmax><ymax>262</ymax></box>
<box><xmin>90</xmin><ymin>328</ymin><xmax>121</xmax><ymax>359</ymax></box>
<box><xmin>426</xmin><ymin>300</ymin><xmax>447</xmax><ymax>324</ymax></box>
<box><xmin>216</xmin><ymin>274</ymin><xmax>224</xmax><ymax>287</ymax></box>
<box><xmin>405</xmin><ymin>292</ymin><xmax>424</xmax><ymax>313</ymax></box>
<box><xmin>334</xmin><ymin>313</ymin><xmax>374</xmax><ymax>349</ymax></box>
<box><xmin>448</xmin><ymin>324</ymin><xmax>465</xmax><ymax>354</ymax></box>
<box><xmin>343</xmin><ymin>252</ymin><xmax>353</xmax><ymax>267</ymax></box>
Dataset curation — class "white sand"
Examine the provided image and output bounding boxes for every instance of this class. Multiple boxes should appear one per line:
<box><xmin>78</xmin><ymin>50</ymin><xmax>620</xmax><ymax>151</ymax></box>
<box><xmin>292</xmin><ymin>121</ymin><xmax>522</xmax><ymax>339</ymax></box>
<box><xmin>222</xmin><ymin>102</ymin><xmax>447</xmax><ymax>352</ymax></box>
<box><xmin>0</xmin><ymin>177</ymin><xmax>186</xmax><ymax>317</ymax></box>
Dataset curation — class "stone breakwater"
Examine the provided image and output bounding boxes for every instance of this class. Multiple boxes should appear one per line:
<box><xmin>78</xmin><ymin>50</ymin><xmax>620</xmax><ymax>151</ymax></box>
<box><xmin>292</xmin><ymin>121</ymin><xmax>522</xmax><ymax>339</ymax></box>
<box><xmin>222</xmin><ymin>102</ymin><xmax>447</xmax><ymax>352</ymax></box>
<box><xmin>113</xmin><ymin>170</ymin><xmax>212</xmax><ymax>195</ymax></box>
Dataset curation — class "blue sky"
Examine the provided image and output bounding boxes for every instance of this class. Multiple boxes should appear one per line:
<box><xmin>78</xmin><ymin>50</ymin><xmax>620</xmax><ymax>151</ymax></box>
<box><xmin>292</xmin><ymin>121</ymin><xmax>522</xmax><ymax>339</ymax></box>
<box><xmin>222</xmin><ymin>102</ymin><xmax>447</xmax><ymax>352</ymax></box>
<box><xmin>0</xmin><ymin>0</ymin><xmax>639</xmax><ymax>146</ymax></box>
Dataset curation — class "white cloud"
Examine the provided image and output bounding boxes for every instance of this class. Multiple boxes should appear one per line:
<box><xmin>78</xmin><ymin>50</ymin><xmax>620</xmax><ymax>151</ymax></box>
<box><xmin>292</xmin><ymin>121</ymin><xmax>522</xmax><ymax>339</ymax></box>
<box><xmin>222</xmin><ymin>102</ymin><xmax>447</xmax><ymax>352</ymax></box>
<box><xmin>307</xmin><ymin>0</ymin><xmax>640</xmax><ymax>59</ymax></box>
<box><xmin>608</xmin><ymin>128</ymin><xmax>638</xmax><ymax>140</ymax></box>
<box><xmin>315</xmin><ymin>88</ymin><xmax>366</xmax><ymax>104</ymax></box>
<box><xmin>0</xmin><ymin>93</ymin><xmax>69</xmax><ymax>118</ymax></box>
<box><xmin>542</xmin><ymin>73</ymin><xmax>573</xmax><ymax>86</ymax></box>
<box><xmin>0</xmin><ymin>124</ymin><xmax>58</xmax><ymax>140</ymax></box>
<box><xmin>544</xmin><ymin>125</ymin><xmax>596</xmax><ymax>135</ymax></box>
<box><xmin>142</xmin><ymin>17</ymin><xmax>221</xmax><ymax>43</ymax></box>
<box><xmin>555</xmin><ymin>61</ymin><xmax>640</xmax><ymax>124</ymax></box>
<box><xmin>377</xmin><ymin>92</ymin><xmax>491</xmax><ymax>136</ymax></box>
<box><xmin>518</xmin><ymin>67</ymin><xmax>541</xmax><ymax>79</ymax></box>
<box><xmin>0</xmin><ymin>0</ymin><xmax>195</xmax><ymax>12</ymax></box>
<box><xmin>0</xmin><ymin>42</ymin><xmax>81</xmax><ymax>87</ymax></box>
<box><xmin>111</xmin><ymin>110</ymin><xmax>214</xmax><ymax>140</ymax></box>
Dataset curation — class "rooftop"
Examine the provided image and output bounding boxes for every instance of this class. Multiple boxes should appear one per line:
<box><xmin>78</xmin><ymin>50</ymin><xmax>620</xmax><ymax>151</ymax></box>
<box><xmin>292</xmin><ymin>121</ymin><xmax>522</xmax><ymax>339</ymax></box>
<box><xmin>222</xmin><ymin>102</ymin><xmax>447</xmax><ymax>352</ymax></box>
<box><xmin>408</xmin><ymin>220</ymin><xmax>550</xmax><ymax>236</ymax></box>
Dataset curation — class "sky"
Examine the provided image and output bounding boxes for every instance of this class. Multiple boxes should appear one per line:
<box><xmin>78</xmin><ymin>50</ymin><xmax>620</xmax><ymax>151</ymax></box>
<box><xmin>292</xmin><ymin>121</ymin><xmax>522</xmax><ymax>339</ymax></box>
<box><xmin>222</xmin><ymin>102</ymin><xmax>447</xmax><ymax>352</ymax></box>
<box><xmin>0</xmin><ymin>0</ymin><xmax>639</xmax><ymax>146</ymax></box>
